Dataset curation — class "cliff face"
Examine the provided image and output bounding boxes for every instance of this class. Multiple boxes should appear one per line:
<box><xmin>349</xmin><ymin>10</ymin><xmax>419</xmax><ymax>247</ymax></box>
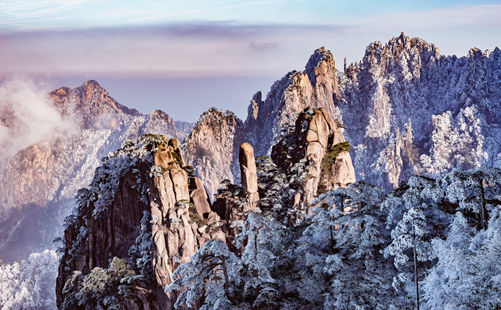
<box><xmin>183</xmin><ymin>108</ymin><xmax>244</xmax><ymax>199</ymax></box>
<box><xmin>56</xmin><ymin>135</ymin><xmax>224</xmax><ymax>309</ymax></box>
<box><xmin>0</xmin><ymin>80</ymin><xmax>186</xmax><ymax>262</ymax></box>
<box><xmin>270</xmin><ymin>107</ymin><xmax>355</xmax><ymax>218</ymax></box>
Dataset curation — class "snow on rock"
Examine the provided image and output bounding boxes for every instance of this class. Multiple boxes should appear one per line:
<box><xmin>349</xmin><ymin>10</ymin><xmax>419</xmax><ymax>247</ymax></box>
<box><xmin>56</xmin><ymin>134</ymin><xmax>225</xmax><ymax>309</ymax></box>
<box><xmin>244</xmin><ymin>47</ymin><xmax>342</xmax><ymax>157</ymax></box>
<box><xmin>339</xmin><ymin>33</ymin><xmax>501</xmax><ymax>189</ymax></box>
<box><xmin>271</xmin><ymin>107</ymin><xmax>355</xmax><ymax>209</ymax></box>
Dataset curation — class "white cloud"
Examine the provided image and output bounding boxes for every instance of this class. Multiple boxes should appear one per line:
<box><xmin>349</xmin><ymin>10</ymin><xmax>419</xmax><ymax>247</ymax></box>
<box><xmin>0</xmin><ymin>78</ymin><xmax>77</xmax><ymax>163</ymax></box>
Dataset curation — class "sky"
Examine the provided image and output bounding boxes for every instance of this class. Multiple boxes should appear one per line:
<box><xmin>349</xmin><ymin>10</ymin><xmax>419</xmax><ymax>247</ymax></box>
<box><xmin>1</xmin><ymin>0</ymin><xmax>501</xmax><ymax>121</ymax></box>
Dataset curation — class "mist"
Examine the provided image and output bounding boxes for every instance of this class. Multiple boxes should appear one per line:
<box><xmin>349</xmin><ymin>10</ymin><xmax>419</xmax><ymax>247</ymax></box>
<box><xmin>0</xmin><ymin>78</ymin><xmax>76</xmax><ymax>163</ymax></box>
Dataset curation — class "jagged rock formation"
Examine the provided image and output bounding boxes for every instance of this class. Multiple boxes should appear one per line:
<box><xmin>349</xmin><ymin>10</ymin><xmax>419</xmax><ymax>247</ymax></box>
<box><xmin>56</xmin><ymin>135</ymin><xmax>224</xmax><ymax>309</ymax></box>
<box><xmin>150</xmin><ymin>137</ymin><xmax>225</xmax><ymax>289</ymax></box>
<box><xmin>188</xmin><ymin>33</ymin><xmax>501</xmax><ymax>194</ymax></box>
<box><xmin>245</xmin><ymin>47</ymin><xmax>342</xmax><ymax>157</ymax></box>
<box><xmin>56</xmin><ymin>108</ymin><xmax>357</xmax><ymax>308</ymax></box>
<box><xmin>271</xmin><ymin>107</ymin><xmax>355</xmax><ymax>208</ymax></box>
<box><xmin>0</xmin><ymin>80</ymin><xmax>188</xmax><ymax>262</ymax></box>
<box><xmin>339</xmin><ymin>32</ymin><xmax>501</xmax><ymax>188</ymax></box>
<box><xmin>212</xmin><ymin>108</ymin><xmax>355</xmax><ymax>229</ymax></box>
<box><xmin>184</xmin><ymin>48</ymin><xmax>343</xmax><ymax>200</ymax></box>
<box><xmin>183</xmin><ymin>108</ymin><xmax>244</xmax><ymax>199</ymax></box>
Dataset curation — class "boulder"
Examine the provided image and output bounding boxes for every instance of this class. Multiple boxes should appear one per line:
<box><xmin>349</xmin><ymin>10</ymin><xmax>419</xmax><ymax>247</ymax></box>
<box><xmin>189</xmin><ymin>177</ymin><xmax>212</xmax><ymax>217</ymax></box>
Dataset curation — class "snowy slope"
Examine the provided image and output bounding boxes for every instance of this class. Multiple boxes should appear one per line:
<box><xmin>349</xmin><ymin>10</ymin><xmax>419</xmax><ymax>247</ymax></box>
<box><xmin>338</xmin><ymin>33</ymin><xmax>501</xmax><ymax>188</ymax></box>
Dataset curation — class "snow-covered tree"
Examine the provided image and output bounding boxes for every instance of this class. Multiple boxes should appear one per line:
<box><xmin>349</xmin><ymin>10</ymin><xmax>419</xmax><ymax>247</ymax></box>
<box><xmin>163</xmin><ymin>169</ymin><xmax>501</xmax><ymax>309</ymax></box>
<box><xmin>60</xmin><ymin>256</ymin><xmax>143</xmax><ymax>310</ymax></box>
<box><xmin>420</xmin><ymin>107</ymin><xmax>488</xmax><ymax>175</ymax></box>
<box><xmin>384</xmin><ymin>176</ymin><xmax>451</xmax><ymax>309</ymax></box>
<box><xmin>422</xmin><ymin>210</ymin><xmax>501</xmax><ymax>309</ymax></box>
<box><xmin>0</xmin><ymin>249</ymin><xmax>58</xmax><ymax>310</ymax></box>
<box><xmin>442</xmin><ymin>168</ymin><xmax>501</xmax><ymax>230</ymax></box>
<box><xmin>233</xmin><ymin>213</ymin><xmax>287</xmax><ymax>308</ymax></box>
<box><xmin>165</xmin><ymin>241</ymin><xmax>242</xmax><ymax>309</ymax></box>
<box><xmin>319</xmin><ymin>183</ymin><xmax>397</xmax><ymax>309</ymax></box>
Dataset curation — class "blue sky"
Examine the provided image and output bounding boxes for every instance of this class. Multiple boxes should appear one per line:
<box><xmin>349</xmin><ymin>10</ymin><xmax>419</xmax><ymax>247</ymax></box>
<box><xmin>1</xmin><ymin>0</ymin><xmax>500</xmax><ymax>121</ymax></box>
<box><xmin>2</xmin><ymin>0</ymin><xmax>501</xmax><ymax>29</ymax></box>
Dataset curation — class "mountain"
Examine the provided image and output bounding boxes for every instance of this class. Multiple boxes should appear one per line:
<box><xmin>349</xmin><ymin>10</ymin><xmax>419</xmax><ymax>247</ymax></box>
<box><xmin>183</xmin><ymin>47</ymin><xmax>343</xmax><ymax>199</ymax></box>
<box><xmin>245</xmin><ymin>46</ymin><xmax>342</xmax><ymax>156</ymax></box>
<box><xmin>183</xmin><ymin>108</ymin><xmax>244</xmax><ymax>198</ymax></box>
<box><xmin>55</xmin><ymin>106</ymin><xmax>356</xmax><ymax>309</ymax></box>
<box><xmin>0</xmin><ymin>80</ymin><xmax>186</xmax><ymax>262</ymax></box>
<box><xmin>1</xmin><ymin>32</ymin><xmax>501</xmax><ymax>309</ymax></box>
<box><xmin>338</xmin><ymin>32</ymin><xmax>501</xmax><ymax>188</ymax></box>
<box><xmin>185</xmin><ymin>33</ymin><xmax>501</xmax><ymax>199</ymax></box>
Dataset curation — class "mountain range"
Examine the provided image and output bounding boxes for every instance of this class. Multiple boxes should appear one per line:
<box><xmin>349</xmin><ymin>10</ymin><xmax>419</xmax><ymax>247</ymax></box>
<box><xmin>1</xmin><ymin>32</ymin><xmax>500</xmax><ymax>309</ymax></box>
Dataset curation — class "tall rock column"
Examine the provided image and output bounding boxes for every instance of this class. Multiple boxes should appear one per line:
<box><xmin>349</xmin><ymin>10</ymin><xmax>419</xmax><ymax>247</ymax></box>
<box><xmin>239</xmin><ymin>143</ymin><xmax>259</xmax><ymax>211</ymax></box>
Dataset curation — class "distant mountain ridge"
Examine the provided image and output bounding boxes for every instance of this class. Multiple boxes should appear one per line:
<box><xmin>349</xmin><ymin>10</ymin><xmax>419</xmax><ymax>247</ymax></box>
<box><xmin>184</xmin><ymin>32</ymin><xmax>501</xmax><ymax>197</ymax></box>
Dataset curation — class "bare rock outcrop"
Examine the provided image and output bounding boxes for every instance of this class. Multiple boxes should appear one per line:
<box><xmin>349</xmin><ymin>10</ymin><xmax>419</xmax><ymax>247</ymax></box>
<box><xmin>239</xmin><ymin>142</ymin><xmax>259</xmax><ymax>211</ymax></box>
<box><xmin>271</xmin><ymin>107</ymin><xmax>355</xmax><ymax>206</ymax></box>
<box><xmin>244</xmin><ymin>47</ymin><xmax>342</xmax><ymax>157</ymax></box>
<box><xmin>56</xmin><ymin>134</ymin><xmax>224</xmax><ymax>309</ymax></box>
<box><xmin>183</xmin><ymin>108</ymin><xmax>244</xmax><ymax>199</ymax></box>
<box><xmin>189</xmin><ymin>177</ymin><xmax>212</xmax><ymax>217</ymax></box>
